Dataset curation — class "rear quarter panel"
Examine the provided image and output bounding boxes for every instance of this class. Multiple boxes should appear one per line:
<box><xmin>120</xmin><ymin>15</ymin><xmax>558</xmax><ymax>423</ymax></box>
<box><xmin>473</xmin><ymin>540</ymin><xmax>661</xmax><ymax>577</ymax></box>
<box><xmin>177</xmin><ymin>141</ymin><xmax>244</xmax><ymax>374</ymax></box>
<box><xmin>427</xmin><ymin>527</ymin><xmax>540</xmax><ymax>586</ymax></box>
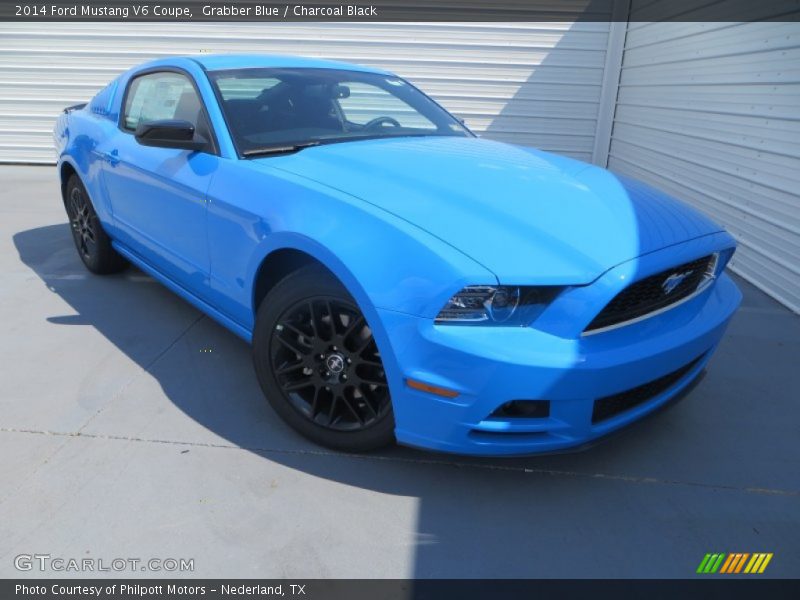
<box><xmin>54</xmin><ymin>80</ymin><xmax>122</xmax><ymax>229</ymax></box>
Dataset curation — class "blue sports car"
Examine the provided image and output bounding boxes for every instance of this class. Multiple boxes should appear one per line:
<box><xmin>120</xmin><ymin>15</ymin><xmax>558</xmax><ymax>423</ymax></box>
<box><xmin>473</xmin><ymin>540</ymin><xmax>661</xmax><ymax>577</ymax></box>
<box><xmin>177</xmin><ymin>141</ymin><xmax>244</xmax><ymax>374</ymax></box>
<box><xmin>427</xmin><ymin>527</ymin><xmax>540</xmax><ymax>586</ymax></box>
<box><xmin>54</xmin><ymin>54</ymin><xmax>742</xmax><ymax>456</ymax></box>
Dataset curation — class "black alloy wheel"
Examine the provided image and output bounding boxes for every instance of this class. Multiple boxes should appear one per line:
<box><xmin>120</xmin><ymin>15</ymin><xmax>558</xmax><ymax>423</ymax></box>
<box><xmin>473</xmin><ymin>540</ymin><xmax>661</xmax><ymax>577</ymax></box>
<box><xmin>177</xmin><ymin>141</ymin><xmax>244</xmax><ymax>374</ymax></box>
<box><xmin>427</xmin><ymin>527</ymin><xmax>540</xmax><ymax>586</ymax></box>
<box><xmin>253</xmin><ymin>265</ymin><xmax>395</xmax><ymax>451</ymax></box>
<box><xmin>67</xmin><ymin>184</ymin><xmax>96</xmax><ymax>261</ymax></box>
<box><xmin>63</xmin><ymin>175</ymin><xmax>128</xmax><ymax>274</ymax></box>
<box><xmin>272</xmin><ymin>297</ymin><xmax>391</xmax><ymax>430</ymax></box>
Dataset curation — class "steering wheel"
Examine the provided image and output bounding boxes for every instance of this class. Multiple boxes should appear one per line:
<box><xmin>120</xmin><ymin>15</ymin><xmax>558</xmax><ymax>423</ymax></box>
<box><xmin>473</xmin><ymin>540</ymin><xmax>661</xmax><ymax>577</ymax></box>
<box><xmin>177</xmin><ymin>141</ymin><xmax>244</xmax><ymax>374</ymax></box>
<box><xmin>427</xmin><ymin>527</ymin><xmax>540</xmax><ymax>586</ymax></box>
<box><xmin>364</xmin><ymin>116</ymin><xmax>402</xmax><ymax>130</ymax></box>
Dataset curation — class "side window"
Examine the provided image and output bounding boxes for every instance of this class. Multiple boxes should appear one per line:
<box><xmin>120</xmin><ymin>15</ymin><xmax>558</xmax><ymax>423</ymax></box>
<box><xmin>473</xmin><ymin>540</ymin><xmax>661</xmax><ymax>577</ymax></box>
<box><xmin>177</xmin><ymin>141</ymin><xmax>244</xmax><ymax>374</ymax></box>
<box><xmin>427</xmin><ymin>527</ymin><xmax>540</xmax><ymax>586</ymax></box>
<box><xmin>337</xmin><ymin>81</ymin><xmax>436</xmax><ymax>129</ymax></box>
<box><xmin>123</xmin><ymin>72</ymin><xmax>206</xmax><ymax>133</ymax></box>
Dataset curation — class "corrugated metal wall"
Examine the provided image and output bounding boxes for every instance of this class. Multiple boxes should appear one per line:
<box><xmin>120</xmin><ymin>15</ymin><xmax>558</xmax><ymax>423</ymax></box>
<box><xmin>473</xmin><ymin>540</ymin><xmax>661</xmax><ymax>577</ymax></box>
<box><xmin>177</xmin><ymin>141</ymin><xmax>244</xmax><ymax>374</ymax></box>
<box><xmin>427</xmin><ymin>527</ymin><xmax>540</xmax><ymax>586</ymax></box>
<box><xmin>0</xmin><ymin>20</ymin><xmax>612</xmax><ymax>164</ymax></box>
<box><xmin>608</xmin><ymin>20</ymin><xmax>800</xmax><ymax>313</ymax></box>
<box><xmin>4</xmin><ymin>16</ymin><xmax>797</xmax><ymax>311</ymax></box>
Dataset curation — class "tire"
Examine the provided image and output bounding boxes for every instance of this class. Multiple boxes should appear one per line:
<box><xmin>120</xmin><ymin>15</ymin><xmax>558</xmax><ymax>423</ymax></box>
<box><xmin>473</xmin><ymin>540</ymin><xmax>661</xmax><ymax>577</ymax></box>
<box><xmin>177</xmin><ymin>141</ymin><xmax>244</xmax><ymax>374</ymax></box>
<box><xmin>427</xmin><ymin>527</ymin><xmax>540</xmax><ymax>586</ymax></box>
<box><xmin>64</xmin><ymin>175</ymin><xmax>127</xmax><ymax>274</ymax></box>
<box><xmin>252</xmin><ymin>264</ymin><xmax>395</xmax><ymax>451</ymax></box>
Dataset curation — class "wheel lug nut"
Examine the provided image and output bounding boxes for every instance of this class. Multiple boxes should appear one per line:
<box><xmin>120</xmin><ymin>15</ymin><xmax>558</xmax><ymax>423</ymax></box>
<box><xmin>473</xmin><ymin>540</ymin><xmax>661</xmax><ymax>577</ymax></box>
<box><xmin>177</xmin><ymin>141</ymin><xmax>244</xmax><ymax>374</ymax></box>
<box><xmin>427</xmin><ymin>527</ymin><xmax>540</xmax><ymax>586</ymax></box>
<box><xmin>342</xmin><ymin>374</ymin><xmax>348</xmax><ymax>381</ymax></box>
<box><xmin>346</xmin><ymin>358</ymin><xmax>352</xmax><ymax>364</ymax></box>
<box><xmin>332</xmin><ymin>345</ymin><xmax>338</xmax><ymax>351</ymax></box>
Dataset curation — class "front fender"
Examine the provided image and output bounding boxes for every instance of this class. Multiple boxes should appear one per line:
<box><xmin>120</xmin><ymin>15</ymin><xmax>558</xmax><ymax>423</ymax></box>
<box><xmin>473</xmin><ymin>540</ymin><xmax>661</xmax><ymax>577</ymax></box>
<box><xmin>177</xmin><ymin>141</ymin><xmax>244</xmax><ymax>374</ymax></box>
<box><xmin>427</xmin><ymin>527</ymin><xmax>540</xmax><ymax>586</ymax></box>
<box><xmin>205</xmin><ymin>159</ymin><xmax>496</xmax><ymax>335</ymax></box>
<box><xmin>242</xmin><ymin>232</ymin><xmax>415</xmax><ymax>394</ymax></box>
<box><xmin>245</xmin><ymin>230</ymin><xmax>386</xmax><ymax>319</ymax></box>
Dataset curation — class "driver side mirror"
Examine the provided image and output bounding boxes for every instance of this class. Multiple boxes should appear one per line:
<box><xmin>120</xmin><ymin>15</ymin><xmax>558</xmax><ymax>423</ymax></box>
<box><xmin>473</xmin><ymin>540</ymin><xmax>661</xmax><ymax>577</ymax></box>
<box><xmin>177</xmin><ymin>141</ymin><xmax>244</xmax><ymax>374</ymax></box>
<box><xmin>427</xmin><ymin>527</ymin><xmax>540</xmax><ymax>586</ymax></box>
<box><xmin>134</xmin><ymin>119</ymin><xmax>207</xmax><ymax>151</ymax></box>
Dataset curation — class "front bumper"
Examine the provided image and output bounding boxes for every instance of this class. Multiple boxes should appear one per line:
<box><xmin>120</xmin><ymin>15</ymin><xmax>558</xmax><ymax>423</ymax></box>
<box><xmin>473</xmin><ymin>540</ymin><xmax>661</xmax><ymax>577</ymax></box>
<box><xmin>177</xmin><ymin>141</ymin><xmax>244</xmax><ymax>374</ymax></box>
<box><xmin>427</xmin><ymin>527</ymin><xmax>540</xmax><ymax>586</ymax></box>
<box><xmin>377</xmin><ymin>246</ymin><xmax>741</xmax><ymax>456</ymax></box>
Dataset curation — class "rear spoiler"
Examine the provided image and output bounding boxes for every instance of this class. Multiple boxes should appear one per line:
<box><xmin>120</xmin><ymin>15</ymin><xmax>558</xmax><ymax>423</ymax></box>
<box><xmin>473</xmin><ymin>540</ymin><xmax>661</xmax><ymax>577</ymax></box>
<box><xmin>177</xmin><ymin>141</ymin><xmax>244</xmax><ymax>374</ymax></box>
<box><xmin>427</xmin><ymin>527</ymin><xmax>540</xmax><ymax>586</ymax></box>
<box><xmin>63</xmin><ymin>103</ymin><xmax>87</xmax><ymax>114</ymax></box>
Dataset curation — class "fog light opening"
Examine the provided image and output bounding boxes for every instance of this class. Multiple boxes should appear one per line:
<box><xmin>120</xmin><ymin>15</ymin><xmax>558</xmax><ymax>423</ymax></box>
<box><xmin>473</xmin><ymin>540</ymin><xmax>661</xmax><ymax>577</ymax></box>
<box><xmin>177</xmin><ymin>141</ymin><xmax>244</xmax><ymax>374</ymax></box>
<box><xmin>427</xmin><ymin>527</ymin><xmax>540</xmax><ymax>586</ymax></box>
<box><xmin>491</xmin><ymin>400</ymin><xmax>550</xmax><ymax>418</ymax></box>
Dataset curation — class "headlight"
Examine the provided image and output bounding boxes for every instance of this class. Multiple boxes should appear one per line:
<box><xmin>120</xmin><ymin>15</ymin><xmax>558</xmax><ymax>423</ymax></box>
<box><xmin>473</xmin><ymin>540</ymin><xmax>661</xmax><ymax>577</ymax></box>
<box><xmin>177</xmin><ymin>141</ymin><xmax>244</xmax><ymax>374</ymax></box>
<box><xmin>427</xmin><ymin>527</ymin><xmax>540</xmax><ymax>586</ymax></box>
<box><xmin>435</xmin><ymin>285</ymin><xmax>562</xmax><ymax>326</ymax></box>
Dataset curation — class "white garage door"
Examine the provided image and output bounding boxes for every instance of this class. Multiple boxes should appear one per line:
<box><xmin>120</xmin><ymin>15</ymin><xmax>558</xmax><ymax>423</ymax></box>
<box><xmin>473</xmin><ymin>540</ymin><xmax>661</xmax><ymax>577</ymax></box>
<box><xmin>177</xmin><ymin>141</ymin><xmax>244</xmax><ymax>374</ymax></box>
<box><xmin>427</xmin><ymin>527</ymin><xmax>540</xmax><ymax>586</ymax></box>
<box><xmin>608</xmin><ymin>21</ymin><xmax>800</xmax><ymax>313</ymax></box>
<box><xmin>0</xmin><ymin>20</ymin><xmax>612</xmax><ymax>164</ymax></box>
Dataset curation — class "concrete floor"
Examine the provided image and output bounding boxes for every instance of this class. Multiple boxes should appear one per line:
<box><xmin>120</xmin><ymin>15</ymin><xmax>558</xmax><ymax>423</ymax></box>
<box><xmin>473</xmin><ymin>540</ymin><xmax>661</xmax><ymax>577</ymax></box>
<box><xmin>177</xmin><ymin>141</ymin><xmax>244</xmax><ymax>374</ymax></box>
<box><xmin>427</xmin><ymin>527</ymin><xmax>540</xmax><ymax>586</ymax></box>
<box><xmin>0</xmin><ymin>165</ymin><xmax>798</xmax><ymax>579</ymax></box>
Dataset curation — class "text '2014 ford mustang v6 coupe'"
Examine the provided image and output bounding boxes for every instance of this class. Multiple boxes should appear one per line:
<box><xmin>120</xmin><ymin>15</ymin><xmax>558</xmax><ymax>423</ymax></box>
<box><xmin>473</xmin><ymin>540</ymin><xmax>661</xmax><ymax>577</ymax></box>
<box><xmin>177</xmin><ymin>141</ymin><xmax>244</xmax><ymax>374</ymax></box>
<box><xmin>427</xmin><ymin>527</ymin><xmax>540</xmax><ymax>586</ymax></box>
<box><xmin>54</xmin><ymin>54</ymin><xmax>742</xmax><ymax>456</ymax></box>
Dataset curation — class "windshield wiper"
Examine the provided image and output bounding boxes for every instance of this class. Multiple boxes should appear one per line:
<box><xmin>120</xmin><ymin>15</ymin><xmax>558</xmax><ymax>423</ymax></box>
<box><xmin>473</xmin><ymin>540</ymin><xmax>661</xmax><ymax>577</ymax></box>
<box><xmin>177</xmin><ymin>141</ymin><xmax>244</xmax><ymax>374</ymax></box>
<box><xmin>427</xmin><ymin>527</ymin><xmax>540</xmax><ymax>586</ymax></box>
<box><xmin>243</xmin><ymin>141</ymin><xmax>320</xmax><ymax>158</ymax></box>
<box><xmin>242</xmin><ymin>133</ymin><xmax>456</xmax><ymax>157</ymax></box>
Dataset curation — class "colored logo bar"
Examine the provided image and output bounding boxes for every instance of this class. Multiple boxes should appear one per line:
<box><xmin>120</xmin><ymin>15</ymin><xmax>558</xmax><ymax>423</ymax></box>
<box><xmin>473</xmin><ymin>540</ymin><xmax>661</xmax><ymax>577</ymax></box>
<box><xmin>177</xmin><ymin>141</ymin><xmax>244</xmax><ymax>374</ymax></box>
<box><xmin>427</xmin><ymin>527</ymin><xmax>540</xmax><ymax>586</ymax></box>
<box><xmin>697</xmin><ymin>553</ymin><xmax>773</xmax><ymax>574</ymax></box>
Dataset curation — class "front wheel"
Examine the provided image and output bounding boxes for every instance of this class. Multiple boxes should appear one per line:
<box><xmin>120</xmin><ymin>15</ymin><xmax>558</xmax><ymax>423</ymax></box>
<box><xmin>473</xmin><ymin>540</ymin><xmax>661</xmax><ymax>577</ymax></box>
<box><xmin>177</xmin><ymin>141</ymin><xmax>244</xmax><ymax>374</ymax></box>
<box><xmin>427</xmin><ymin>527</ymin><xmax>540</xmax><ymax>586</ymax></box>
<box><xmin>252</xmin><ymin>265</ymin><xmax>395</xmax><ymax>451</ymax></box>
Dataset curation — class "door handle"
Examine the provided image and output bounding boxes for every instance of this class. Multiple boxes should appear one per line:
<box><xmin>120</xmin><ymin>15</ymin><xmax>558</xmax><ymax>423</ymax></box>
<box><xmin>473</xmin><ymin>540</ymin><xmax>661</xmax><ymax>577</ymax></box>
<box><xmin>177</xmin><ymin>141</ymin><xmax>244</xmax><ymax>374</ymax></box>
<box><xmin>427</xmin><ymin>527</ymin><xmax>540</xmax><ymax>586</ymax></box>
<box><xmin>104</xmin><ymin>149</ymin><xmax>120</xmax><ymax>166</ymax></box>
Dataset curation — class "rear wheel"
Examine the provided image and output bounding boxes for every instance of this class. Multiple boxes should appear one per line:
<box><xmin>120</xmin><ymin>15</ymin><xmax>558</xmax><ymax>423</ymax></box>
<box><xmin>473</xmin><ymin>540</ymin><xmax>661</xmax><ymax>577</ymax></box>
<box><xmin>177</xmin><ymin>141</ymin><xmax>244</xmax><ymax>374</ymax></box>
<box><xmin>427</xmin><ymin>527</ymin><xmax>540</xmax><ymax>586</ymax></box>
<box><xmin>252</xmin><ymin>265</ymin><xmax>395</xmax><ymax>451</ymax></box>
<box><xmin>64</xmin><ymin>175</ymin><xmax>127</xmax><ymax>274</ymax></box>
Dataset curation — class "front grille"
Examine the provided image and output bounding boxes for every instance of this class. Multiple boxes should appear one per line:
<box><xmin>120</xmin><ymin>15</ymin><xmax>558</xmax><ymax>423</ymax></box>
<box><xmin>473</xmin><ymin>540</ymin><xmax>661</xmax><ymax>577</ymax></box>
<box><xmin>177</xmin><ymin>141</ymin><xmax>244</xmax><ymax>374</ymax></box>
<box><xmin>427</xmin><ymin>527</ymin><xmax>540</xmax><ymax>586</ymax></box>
<box><xmin>585</xmin><ymin>255</ymin><xmax>715</xmax><ymax>333</ymax></box>
<box><xmin>591</xmin><ymin>355</ymin><xmax>704</xmax><ymax>424</ymax></box>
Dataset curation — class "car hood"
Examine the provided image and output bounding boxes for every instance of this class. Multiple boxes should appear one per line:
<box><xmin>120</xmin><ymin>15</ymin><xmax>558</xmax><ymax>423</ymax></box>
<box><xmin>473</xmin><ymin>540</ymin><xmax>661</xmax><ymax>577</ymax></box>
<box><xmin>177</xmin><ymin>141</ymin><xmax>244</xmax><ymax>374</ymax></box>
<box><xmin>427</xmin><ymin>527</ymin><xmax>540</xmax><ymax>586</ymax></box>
<box><xmin>257</xmin><ymin>136</ymin><xmax>723</xmax><ymax>284</ymax></box>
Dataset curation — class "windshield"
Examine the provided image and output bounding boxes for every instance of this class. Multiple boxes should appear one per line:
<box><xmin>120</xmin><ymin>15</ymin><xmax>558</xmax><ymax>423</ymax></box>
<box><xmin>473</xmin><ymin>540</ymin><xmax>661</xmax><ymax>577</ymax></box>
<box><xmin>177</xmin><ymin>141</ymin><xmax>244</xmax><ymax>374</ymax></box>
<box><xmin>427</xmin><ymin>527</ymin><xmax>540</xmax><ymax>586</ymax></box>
<box><xmin>207</xmin><ymin>67</ymin><xmax>471</xmax><ymax>155</ymax></box>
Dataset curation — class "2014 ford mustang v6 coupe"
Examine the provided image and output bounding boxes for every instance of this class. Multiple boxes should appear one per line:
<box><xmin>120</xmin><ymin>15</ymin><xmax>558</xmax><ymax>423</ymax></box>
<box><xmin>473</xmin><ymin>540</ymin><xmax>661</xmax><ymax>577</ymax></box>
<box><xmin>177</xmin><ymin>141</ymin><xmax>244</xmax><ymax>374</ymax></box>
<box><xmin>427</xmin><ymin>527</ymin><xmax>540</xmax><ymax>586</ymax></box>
<box><xmin>54</xmin><ymin>54</ymin><xmax>742</xmax><ymax>456</ymax></box>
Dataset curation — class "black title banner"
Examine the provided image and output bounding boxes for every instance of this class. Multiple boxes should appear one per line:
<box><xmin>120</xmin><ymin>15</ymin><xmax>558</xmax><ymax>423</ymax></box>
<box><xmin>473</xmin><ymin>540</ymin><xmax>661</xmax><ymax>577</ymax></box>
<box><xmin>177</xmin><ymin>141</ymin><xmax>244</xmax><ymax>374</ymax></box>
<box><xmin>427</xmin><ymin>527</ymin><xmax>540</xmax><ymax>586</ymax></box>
<box><xmin>4</xmin><ymin>579</ymin><xmax>800</xmax><ymax>600</ymax></box>
<box><xmin>3</xmin><ymin>0</ymin><xmax>800</xmax><ymax>22</ymax></box>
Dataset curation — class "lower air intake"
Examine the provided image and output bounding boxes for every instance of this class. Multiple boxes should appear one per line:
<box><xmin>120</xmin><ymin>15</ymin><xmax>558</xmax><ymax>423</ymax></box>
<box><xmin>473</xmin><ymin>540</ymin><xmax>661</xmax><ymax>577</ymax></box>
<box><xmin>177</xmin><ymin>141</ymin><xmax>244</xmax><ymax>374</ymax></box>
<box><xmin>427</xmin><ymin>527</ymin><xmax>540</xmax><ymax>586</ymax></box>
<box><xmin>591</xmin><ymin>355</ymin><xmax>704</xmax><ymax>424</ymax></box>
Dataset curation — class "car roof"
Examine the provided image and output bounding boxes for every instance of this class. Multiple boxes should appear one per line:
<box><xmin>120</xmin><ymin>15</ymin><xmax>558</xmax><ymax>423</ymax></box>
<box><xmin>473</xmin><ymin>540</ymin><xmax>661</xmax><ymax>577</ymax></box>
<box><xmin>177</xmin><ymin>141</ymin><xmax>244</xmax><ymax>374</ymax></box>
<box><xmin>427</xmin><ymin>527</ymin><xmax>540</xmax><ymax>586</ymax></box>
<box><xmin>183</xmin><ymin>53</ymin><xmax>393</xmax><ymax>75</ymax></box>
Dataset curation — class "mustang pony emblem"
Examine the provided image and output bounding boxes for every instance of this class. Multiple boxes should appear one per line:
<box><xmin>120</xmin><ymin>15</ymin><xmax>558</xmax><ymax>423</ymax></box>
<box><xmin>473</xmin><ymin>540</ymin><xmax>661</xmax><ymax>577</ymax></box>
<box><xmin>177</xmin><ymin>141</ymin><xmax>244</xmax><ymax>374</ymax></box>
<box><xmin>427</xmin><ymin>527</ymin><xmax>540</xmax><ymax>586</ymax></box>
<box><xmin>662</xmin><ymin>270</ymin><xmax>694</xmax><ymax>294</ymax></box>
<box><xmin>325</xmin><ymin>354</ymin><xmax>346</xmax><ymax>374</ymax></box>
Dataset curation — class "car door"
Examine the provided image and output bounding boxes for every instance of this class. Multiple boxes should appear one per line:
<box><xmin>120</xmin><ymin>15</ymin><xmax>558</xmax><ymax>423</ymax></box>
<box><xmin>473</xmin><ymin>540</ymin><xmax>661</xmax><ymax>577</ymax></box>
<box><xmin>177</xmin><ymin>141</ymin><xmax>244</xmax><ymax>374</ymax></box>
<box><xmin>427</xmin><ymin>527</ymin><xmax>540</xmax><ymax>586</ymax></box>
<box><xmin>99</xmin><ymin>69</ymin><xmax>219</xmax><ymax>295</ymax></box>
